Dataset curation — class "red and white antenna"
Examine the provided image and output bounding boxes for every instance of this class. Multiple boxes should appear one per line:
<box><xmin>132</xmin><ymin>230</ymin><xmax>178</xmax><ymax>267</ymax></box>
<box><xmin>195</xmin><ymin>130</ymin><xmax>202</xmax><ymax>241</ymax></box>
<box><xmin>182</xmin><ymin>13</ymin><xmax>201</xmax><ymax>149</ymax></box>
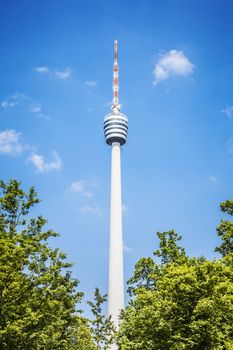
<box><xmin>112</xmin><ymin>40</ymin><xmax>120</xmax><ymax>112</ymax></box>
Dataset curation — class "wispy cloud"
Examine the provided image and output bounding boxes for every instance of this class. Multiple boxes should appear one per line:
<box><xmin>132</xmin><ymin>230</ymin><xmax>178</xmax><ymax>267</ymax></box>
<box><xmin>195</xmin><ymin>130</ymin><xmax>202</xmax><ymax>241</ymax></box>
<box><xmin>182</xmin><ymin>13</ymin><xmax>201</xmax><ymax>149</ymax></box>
<box><xmin>34</xmin><ymin>66</ymin><xmax>72</xmax><ymax>80</ymax></box>
<box><xmin>221</xmin><ymin>106</ymin><xmax>233</xmax><ymax>120</ymax></box>
<box><xmin>37</xmin><ymin>112</ymin><xmax>51</xmax><ymax>120</ymax></box>
<box><xmin>85</xmin><ymin>80</ymin><xmax>97</xmax><ymax>87</ymax></box>
<box><xmin>78</xmin><ymin>205</ymin><xmax>101</xmax><ymax>215</ymax></box>
<box><xmin>71</xmin><ymin>180</ymin><xmax>93</xmax><ymax>198</ymax></box>
<box><xmin>1</xmin><ymin>92</ymin><xmax>50</xmax><ymax>120</ymax></box>
<box><xmin>1</xmin><ymin>92</ymin><xmax>29</xmax><ymax>109</ymax></box>
<box><xmin>30</xmin><ymin>103</ymin><xmax>42</xmax><ymax>113</ymax></box>
<box><xmin>153</xmin><ymin>50</ymin><xmax>194</xmax><ymax>85</ymax></box>
<box><xmin>71</xmin><ymin>177</ymin><xmax>98</xmax><ymax>198</ymax></box>
<box><xmin>0</xmin><ymin>129</ymin><xmax>27</xmax><ymax>156</ymax></box>
<box><xmin>208</xmin><ymin>175</ymin><xmax>218</xmax><ymax>183</ymax></box>
<box><xmin>54</xmin><ymin>68</ymin><xmax>71</xmax><ymax>80</ymax></box>
<box><xmin>30</xmin><ymin>103</ymin><xmax>51</xmax><ymax>119</ymax></box>
<box><xmin>28</xmin><ymin>151</ymin><xmax>62</xmax><ymax>172</ymax></box>
<box><xmin>104</xmin><ymin>101</ymin><xmax>112</xmax><ymax>107</ymax></box>
<box><xmin>123</xmin><ymin>242</ymin><xmax>132</xmax><ymax>253</ymax></box>
<box><xmin>34</xmin><ymin>66</ymin><xmax>50</xmax><ymax>74</ymax></box>
<box><xmin>1</xmin><ymin>100</ymin><xmax>15</xmax><ymax>109</ymax></box>
<box><xmin>70</xmin><ymin>178</ymin><xmax>100</xmax><ymax>216</ymax></box>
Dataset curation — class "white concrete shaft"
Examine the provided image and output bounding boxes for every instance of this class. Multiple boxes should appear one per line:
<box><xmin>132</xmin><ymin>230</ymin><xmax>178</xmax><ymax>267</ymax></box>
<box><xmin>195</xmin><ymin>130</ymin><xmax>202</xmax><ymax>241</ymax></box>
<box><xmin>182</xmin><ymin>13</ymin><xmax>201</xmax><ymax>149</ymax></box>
<box><xmin>108</xmin><ymin>141</ymin><xmax>124</xmax><ymax>332</ymax></box>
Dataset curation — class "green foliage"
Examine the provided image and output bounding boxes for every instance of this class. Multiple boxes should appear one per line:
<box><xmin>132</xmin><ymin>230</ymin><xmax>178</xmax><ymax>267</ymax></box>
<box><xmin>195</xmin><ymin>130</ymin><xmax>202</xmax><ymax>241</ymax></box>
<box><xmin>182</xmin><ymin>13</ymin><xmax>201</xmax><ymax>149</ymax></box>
<box><xmin>215</xmin><ymin>200</ymin><xmax>233</xmax><ymax>257</ymax></box>
<box><xmin>127</xmin><ymin>231</ymin><xmax>187</xmax><ymax>297</ymax></box>
<box><xmin>2</xmin><ymin>180</ymin><xmax>232</xmax><ymax>349</ymax></box>
<box><xmin>0</xmin><ymin>179</ymin><xmax>93</xmax><ymax>349</ymax></box>
<box><xmin>127</xmin><ymin>257</ymin><xmax>156</xmax><ymax>296</ymax></box>
<box><xmin>88</xmin><ymin>288</ymin><xmax>115</xmax><ymax>350</ymax></box>
<box><xmin>118</xmin><ymin>202</ymin><xmax>233</xmax><ymax>349</ymax></box>
<box><xmin>75</xmin><ymin>317</ymin><xmax>97</xmax><ymax>350</ymax></box>
<box><xmin>154</xmin><ymin>230</ymin><xmax>187</xmax><ymax>265</ymax></box>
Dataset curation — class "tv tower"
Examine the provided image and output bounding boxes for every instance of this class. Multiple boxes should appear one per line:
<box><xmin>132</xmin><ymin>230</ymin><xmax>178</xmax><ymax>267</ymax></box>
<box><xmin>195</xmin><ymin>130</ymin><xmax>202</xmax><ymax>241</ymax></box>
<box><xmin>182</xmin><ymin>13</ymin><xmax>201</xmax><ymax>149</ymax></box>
<box><xmin>103</xmin><ymin>40</ymin><xmax>128</xmax><ymax>339</ymax></box>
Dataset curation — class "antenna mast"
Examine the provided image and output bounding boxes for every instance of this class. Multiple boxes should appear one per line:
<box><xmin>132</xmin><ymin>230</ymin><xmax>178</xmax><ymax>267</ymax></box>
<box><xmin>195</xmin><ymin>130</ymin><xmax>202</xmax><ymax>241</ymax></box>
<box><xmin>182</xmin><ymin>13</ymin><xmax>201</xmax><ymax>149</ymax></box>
<box><xmin>113</xmin><ymin>40</ymin><xmax>120</xmax><ymax>112</ymax></box>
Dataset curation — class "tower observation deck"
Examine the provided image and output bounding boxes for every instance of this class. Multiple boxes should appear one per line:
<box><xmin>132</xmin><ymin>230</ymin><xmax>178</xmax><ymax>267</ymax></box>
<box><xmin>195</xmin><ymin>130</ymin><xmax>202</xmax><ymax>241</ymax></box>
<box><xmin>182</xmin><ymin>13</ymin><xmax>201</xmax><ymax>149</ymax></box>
<box><xmin>103</xmin><ymin>40</ymin><xmax>128</xmax><ymax>349</ymax></box>
<box><xmin>104</xmin><ymin>112</ymin><xmax>128</xmax><ymax>145</ymax></box>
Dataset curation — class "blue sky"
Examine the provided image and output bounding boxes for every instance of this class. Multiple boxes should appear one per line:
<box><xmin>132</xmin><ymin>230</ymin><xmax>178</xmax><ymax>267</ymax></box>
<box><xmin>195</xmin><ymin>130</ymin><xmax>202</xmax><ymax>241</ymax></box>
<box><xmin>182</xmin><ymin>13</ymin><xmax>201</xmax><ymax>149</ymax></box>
<box><xmin>1</xmin><ymin>0</ymin><xmax>233</xmax><ymax>312</ymax></box>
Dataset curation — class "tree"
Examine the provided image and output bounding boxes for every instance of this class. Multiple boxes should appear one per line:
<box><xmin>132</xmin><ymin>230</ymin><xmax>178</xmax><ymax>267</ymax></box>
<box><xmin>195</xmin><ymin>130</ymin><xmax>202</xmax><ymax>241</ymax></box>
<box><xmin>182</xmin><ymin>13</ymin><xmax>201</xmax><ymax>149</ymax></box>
<box><xmin>127</xmin><ymin>230</ymin><xmax>187</xmax><ymax>296</ymax></box>
<box><xmin>75</xmin><ymin>317</ymin><xmax>97</xmax><ymax>350</ymax></box>
<box><xmin>0</xmin><ymin>179</ymin><xmax>93</xmax><ymax>349</ymax></box>
<box><xmin>215</xmin><ymin>200</ymin><xmax>233</xmax><ymax>258</ymax></box>
<box><xmin>117</xmin><ymin>204</ymin><xmax>233</xmax><ymax>350</ymax></box>
<box><xmin>87</xmin><ymin>288</ymin><xmax>115</xmax><ymax>350</ymax></box>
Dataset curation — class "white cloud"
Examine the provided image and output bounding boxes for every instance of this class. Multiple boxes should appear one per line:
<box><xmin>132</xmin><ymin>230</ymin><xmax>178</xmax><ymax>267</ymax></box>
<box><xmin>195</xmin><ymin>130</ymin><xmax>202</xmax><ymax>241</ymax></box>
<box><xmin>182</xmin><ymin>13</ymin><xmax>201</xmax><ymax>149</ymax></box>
<box><xmin>78</xmin><ymin>205</ymin><xmax>100</xmax><ymax>215</ymax></box>
<box><xmin>30</xmin><ymin>104</ymin><xmax>51</xmax><ymax>119</ymax></box>
<box><xmin>31</xmin><ymin>103</ymin><xmax>42</xmax><ymax>113</ymax></box>
<box><xmin>70</xmin><ymin>179</ymin><xmax>95</xmax><ymax>198</ymax></box>
<box><xmin>208</xmin><ymin>175</ymin><xmax>218</xmax><ymax>183</ymax></box>
<box><xmin>34</xmin><ymin>66</ymin><xmax>71</xmax><ymax>80</ymax></box>
<box><xmin>0</xmin><ymin>92</ymin><xmax>50</xmax><ymax>120</ymax></box>
<box><xmin>104</xmin><ymin>101</ymin><xmax>113</xmax><ymax>108</ymax></box>
<box><xmin>85</xmin><ymin>80</ymin><xmax>97</xmax><ymax>87</ymax></box>
<box><xmin>54</xmin><ymin>68</ymin><xmax>71</xmax><ymax>80</ymax></box>
<box><xmin>123</xmin><ymin>242</ymin><xmax>132</xmax><ymax>253</ymax></box>
<box><xmin>71</xmin><ymin>180</ymin><xmax>85</xmax><ymax>193</ymax></box>
<box><xmin>222</xmin><ymin>106</ymin><xmax>233</xmax><ymax>119</ymax></box>
<box><xmin>34</xmin><ymin>66</ymin><xmax>50</xmax><ymax>74</ymax></box>
<box><xmin>0</xmin><ymin>129</ymin><xmax>25</xmax><ymax>155</ymax></box>
<box><xmin>1</xmin><ymin>100</ymin><xmax>16</xmax><ymax>108</ymax></box>
<box><xmin>71</xmin><ymin>178</ymin><xmax>100</xmax><ymax>215</ymax></box>
<box><xmin>1</xmin><ymin>92</ymin><xmax>29</xmax><ymax>109</ymax></box>
<box><xmin>28</xmin><ymin>151</ymin><xmax>62</xmax><ymax>172</ymax></box>
<box><xmin>37</xmin><ymin>112</ymin><xmax>51</xmax><ymax>120</ymax></box>
<box><xmin>153</xmin><ymin>50</ymin><xmax>194</xmax><ymax>85</ymax></box>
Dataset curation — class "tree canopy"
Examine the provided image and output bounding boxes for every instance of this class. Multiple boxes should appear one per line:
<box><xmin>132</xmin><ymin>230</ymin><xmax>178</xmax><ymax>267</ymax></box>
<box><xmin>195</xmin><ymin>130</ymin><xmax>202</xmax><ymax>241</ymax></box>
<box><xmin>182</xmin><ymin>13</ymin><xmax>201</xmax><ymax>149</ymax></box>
<box><xmin>117</xmin><ymin>201</ymin><xmax>233</xmax><ymax>350</ymax></box>
<box><xmin>1</xmin><ymin>179</ymin><xmax>232</xmax><ymax>349</ymax></box>
<box><xmin>0</xmin><ymin>179</ymin><xmax>94</xmax><ymax>349</ymax></box>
